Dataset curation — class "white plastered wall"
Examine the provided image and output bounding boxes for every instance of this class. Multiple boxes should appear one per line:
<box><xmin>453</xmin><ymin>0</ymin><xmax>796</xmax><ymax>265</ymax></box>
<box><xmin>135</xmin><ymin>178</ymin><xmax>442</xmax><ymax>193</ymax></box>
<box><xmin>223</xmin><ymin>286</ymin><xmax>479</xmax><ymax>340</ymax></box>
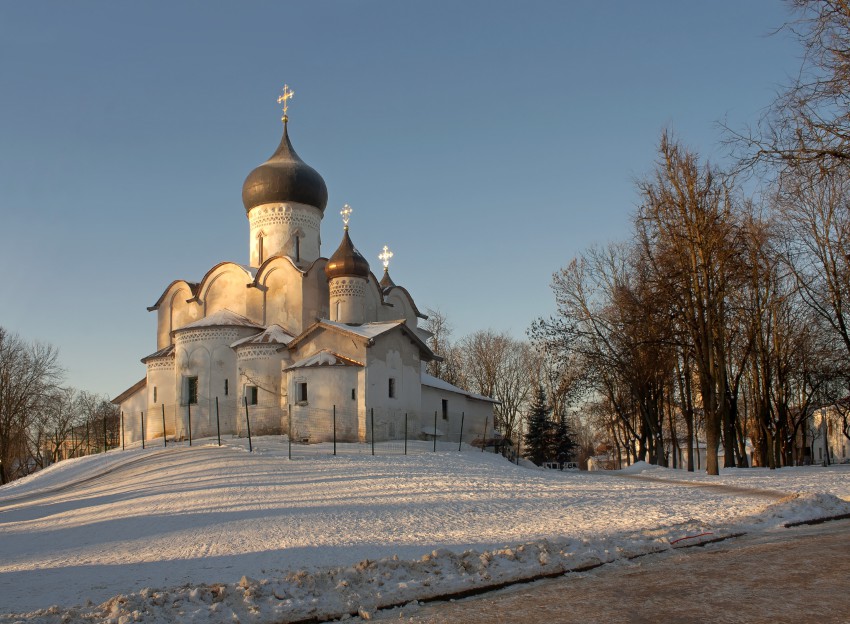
<box><xmin>173</xmin><ymin>324</ymin><xmax>260</xmax><ymax>440</ymax></box>
<box><xmin>421</xmin><ymin>385</ymin><xmax>494</xmax><ymax>446</ymax></box>
<box><xmin>248</xmin><ymin>202</ymin><xmax>323</xmax><ymax>268</ymax></box>
<box><xmin>236</xmin><ymin>344</ymin><xmax>287</xmax><ymax>435</ymax></box>
<box><xmin>145</xmin><ymin>358</ymin><xmax>176</xmax><ymax>439</ymax></box>
<box><xmin>155</xmin><ymin>283</ymin><xmax>200</xmax><ymax>349</ymax></box>
<box><xmin>363</xmin><ymin>332</ymin><xmax>422</xmax><ymax>440</ymax></box>
<box><xmin>285</xmin><ymin>366</ymin><xmax>362</xmax><ymax>442</ymax></box>
<box><xmin>199</xmin><ymin>264</ymin><xmax>253</xmax><ymax>319</ymax></box>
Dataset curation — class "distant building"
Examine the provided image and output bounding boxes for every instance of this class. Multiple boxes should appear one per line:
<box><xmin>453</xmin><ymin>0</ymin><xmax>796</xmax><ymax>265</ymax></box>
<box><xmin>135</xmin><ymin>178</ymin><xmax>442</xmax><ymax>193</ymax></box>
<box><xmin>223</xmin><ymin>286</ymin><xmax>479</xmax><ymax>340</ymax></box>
<box><xmin>113</xmin><ymin>95</ymin><xmax>495</xmax><ymax>444</ymax></box>
<box><xmin>810</xmin><ymin>404</ymin><xmax>849</xmax><ymax>465</ymax></box>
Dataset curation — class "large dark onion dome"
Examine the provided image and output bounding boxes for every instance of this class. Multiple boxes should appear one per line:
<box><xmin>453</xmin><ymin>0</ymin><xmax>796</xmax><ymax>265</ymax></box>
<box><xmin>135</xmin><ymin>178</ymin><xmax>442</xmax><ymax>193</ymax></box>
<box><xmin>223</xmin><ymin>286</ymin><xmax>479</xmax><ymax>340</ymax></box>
<box><xmin>325</xmin><ymin>227</ymin><xmax>370</xmax><ymax>280</ymax></box>
<box><xmin>242</xmin><ymin>121</ymin><xmax>328</xmax><ymax>214</ymax></box>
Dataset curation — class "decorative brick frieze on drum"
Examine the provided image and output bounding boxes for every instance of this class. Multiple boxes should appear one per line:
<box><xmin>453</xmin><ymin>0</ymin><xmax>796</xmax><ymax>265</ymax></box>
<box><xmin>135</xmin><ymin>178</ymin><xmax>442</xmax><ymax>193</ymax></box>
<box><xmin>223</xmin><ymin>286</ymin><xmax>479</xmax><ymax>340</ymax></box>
<box><xmin>176</xmin><ymin>328</ymin><xmax>240</xmax><ymax>346</ymax></box>
<box><xmin>236</xmin><ymin>345</ymin><xmax>279</xmax><ymax>361</ymax></box>
<box><xmin>146</xmin><ymin>356</ymin><xmax>175</xmax><ymax>371</ymax></box>
<box><xmin>329</xmin><ymin>278</ymin><xmax>366</xmax><ymax>299</ymax></box>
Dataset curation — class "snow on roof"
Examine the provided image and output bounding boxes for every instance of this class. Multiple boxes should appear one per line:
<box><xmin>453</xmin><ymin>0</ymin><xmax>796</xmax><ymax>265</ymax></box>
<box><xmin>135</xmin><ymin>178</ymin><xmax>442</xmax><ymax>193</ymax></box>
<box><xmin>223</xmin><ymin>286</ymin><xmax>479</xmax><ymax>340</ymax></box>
<box><xmin>421</xmin><ymin>372</ymin><xmax>499</xmax><ymax>403</ymax></box>
<box><xmin>174</xmin><ymin>309</ymin><xmax>264</xmax><ymax>332</ymax></box>
<box><xmin>284</xmin><ymin>349</ymin><xmax>364</xmax><ymax>370</ymax></box>
<box><xmin>140</xmin><ymin>344</ymin><xmax>175</xmax><ymax>363</ymax></box>
<box><xmin>231</xmin><ymin>324</ymin><xmax>294</xmax><ymax>348</ymax></box>
<box><xmin>319</xmin><ymin>319</ymin><xmax>406</xmax><ymax>340</ymax></box>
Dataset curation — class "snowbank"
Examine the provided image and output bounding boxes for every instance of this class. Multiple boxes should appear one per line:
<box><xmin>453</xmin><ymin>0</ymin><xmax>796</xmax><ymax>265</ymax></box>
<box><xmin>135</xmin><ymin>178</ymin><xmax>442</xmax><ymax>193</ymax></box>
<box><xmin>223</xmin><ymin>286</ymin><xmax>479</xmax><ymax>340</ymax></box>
<box><xmin>1</xmin><ymin>439</ymin><xmax>848</xmax><ymax>623</ymax></box>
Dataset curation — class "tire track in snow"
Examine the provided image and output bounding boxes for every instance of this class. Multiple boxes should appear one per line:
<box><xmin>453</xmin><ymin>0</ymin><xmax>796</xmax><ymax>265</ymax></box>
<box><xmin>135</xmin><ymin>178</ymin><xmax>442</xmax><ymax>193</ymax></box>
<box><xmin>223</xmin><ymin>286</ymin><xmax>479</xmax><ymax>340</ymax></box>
<box><xmin>599</xmin><ymin>472</ymin><xmax>788</xmax><ymax>500</ymax></box>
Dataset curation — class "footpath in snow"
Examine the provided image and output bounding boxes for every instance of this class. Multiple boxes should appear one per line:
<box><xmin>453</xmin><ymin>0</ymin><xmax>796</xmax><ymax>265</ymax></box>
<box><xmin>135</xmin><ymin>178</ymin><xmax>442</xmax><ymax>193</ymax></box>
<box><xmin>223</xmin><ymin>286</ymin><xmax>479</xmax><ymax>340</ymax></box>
<box><xmin>1</xmin><ymin>438</ymin><xmax>848</xmax><ymax>623</ymax></box>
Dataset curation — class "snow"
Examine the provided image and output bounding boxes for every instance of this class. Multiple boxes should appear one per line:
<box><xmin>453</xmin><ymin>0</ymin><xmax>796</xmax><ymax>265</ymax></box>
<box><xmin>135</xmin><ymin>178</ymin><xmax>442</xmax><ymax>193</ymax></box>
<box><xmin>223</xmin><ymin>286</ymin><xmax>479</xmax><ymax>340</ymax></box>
<box><xmin>1</xmin><ymin>440</ymin><xmax>848</xmax><ymax>623</ymax></box>
<box><xmin>177</xmin><ymin>309</ymin><xmax>263</xmax><ymax>330</ymax></box>
<box><xmin>284</xmin><ymin>349</ymin><xmax>363</xmax><ymax>370</ymax></box>
<box><xmin>230</xmin><ymin>324</ymin><xmax>294</xmax><ymax>348</ymax></box>
<box><xmin>421</xmin><ymin>373</ymin><xmax>499</xmax><ymax>403</ymax></box>
<box><xmin>319</xmin><ymin>319</ymin><xmax>406</xmax><ymax>340</ymax></box>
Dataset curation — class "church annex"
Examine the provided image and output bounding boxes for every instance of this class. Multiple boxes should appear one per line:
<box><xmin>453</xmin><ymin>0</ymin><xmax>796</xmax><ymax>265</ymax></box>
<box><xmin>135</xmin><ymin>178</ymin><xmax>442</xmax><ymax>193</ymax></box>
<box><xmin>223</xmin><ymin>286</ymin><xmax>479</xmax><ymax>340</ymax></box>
<box><xmin>113</xmin><ymin>89</ymin><xmax>495</xmax><ymax>445</ymax></box>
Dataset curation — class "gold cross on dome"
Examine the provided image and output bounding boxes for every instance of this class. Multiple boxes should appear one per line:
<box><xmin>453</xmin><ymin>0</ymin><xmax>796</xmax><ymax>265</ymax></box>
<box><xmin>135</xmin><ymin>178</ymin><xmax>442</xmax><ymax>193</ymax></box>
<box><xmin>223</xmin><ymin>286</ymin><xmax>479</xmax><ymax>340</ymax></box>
<box><xmin>379</xmin><ymin>245</ymin><xmax>394</xmax><ymax>270</ymax></box>
<box><xmin>277</xmin><ymin>84</ymin><xmax>294</xmax><ymax>122</ymax></box>
<box><xmin>340</xmin><ymin>204</ymin><xmax>353</xmax><ymax>228</ymax></box>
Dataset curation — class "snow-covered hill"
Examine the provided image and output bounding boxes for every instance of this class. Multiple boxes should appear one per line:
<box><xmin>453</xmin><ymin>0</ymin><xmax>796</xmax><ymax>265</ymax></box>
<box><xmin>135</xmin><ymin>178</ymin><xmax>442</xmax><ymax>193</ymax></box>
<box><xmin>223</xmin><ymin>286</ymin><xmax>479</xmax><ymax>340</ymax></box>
<box><xmin>1</xmin><ymin>438</ymin><xmax>848</xmax><ymax>623</ymax></box>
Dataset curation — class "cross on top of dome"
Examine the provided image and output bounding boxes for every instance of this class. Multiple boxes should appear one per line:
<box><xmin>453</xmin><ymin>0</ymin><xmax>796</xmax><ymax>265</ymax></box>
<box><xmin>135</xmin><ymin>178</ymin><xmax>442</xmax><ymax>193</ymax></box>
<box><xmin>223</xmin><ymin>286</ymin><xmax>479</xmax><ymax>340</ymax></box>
<box><xmin>278</xmin><ymin>84</ymin><xmax>294</xmax><ymax>123</ymax></box>
<box><xmin>379</xmin><ymin>245</ymin><xmax>393</xmax><ymax>271</ymax></box>
<box><xmin>340</xmin><ymin>204</ymin><xmax>353</xmax><ymax>229</ymax></box>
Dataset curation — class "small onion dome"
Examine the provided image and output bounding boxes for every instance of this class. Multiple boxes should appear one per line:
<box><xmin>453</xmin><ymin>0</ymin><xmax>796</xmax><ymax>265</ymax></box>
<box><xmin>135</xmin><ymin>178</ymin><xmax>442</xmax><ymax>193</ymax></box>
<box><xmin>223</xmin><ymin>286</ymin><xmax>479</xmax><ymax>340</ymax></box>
<box><xmin>379</xmin><ymin>269</ymin><xmax>395</xmax><ymax>289</ymax></box>
<box><xmin>325</xmin><ymin>228</ymin><xmax>370</xmax><ymax>280</ymax></box>
<box><xmin>241</xmin><ymin>121</ymin><xmax>328</xmax><ymax>214</ymax></box>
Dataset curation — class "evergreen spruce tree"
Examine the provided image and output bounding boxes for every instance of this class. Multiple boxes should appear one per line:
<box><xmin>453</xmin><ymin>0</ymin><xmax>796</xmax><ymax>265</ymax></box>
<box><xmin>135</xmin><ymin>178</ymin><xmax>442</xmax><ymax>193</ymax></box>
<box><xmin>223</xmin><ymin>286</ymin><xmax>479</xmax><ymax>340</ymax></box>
<box><xmin>551</xmin><ymin>411</ymin><xmax>577</xmax><ymax>465</ymax></box>
<box><xmin>523</xmin><ymin>385</ymin><xmax>551</xmax><ymax>466</ymax></box>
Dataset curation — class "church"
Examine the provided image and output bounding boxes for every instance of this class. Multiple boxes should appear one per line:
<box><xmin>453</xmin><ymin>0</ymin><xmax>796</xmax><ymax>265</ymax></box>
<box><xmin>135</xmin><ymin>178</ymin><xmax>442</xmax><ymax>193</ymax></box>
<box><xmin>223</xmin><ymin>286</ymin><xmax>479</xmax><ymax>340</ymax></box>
<box><xmin>113</xmin><ymin>88</ymin><xmax>495</xmax><ymax>446</ymax></box>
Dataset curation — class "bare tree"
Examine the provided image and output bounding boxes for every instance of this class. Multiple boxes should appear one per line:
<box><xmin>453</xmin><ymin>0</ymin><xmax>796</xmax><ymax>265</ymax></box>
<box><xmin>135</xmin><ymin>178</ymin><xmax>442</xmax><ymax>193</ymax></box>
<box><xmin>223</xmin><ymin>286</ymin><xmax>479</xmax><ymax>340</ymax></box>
<box><xmin>731</xmin><ymin>1</ymin><xmax>850</xmax><ymax>175</ymax></box>
<box><xmin>458</xmin><ymin>330</ymin><xmax>534</xmax><ymax>442</ymax></box>
<box><xmin>533</xmin><ymin>241</ymin><xmax>677</xmax><ymax>466</ymax></box>
<box><xmin>423</xmin><ymin>308</ymin><xmax>464</xmax><ymax>387</ymax></box>
<box><xmin>0</xmin><ymin>328</ymin><xmax>63</xmax><ymax>484</ymax></box>
<box><xmin>35</xmin><ymin>387</ymin><xmax>82</xmax><ymax>465</ymax></box>
<box><xmin>776</xmin><ymin>166</ymin><xmax>850</xmax><ymax>359</ymax></box>
<box><xmin>636</xmin><ymin>132</ymin><xmax>746</xmax><ymax>474</ymax></box>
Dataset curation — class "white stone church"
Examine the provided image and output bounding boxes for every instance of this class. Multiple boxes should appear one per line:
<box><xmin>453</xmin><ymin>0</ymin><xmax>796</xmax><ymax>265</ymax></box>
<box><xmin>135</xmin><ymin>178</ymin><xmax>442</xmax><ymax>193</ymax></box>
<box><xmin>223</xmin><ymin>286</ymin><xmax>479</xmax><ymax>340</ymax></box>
<box><xmin>113</xmin><ymin>97</ymin><xmax>495</xmax><ymax>445</ymax></box>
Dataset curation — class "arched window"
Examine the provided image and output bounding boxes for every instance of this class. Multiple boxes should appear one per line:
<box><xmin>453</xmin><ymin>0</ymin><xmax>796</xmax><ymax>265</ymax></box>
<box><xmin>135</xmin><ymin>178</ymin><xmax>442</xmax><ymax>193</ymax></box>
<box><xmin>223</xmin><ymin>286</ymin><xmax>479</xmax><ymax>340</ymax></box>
<box><xmin>295</xmin><ymin>235</ymin><xmax>301</xmax><ymax>263</ymax></box>
<box><xmin>257</xmin><ymin>233</ymin><xmax>264</xmax><ymax>265</ymax></box>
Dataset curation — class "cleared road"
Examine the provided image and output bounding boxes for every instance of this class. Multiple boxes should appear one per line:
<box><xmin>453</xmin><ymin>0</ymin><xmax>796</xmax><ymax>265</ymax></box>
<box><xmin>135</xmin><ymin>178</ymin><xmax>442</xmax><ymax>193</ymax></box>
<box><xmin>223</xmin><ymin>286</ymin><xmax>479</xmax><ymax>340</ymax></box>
<box><xmin>373</xmin><ymin>519</ymin><xmax>850</xmax><ymax>624</ymax></box>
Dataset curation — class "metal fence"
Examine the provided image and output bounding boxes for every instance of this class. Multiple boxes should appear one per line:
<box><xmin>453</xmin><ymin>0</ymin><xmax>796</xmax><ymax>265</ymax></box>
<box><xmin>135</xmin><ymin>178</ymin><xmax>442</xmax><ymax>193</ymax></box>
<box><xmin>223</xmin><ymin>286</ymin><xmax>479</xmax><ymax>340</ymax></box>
<box><xmin>120</xmin><ymin>399</ymin><xmax>515</xmax><ymax>459</ymax></box>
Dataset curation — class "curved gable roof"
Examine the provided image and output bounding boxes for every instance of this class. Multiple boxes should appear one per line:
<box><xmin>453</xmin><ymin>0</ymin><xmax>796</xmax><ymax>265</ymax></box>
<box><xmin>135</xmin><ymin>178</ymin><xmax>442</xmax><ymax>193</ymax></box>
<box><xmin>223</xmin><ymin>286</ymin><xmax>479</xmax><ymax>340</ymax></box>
<box><xmin>194</xmin><ymin>262</ymin><xmax>256</xmax><ymax>302</ymax></box>
<box><xmin>147</xmin><ymin>280</ymin><xmax>200</xmax><ymax>311</ymax></box>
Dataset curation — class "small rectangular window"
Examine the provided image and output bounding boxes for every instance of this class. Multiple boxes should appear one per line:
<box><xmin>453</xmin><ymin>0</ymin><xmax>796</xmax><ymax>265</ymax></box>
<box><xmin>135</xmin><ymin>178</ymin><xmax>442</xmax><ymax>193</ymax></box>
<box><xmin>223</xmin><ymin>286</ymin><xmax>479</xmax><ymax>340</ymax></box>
<box><xmin>351</xmin><ymin>388</ymin><xmax>356</xmax><ymax>400</ymax></box>
<box><xmin>224</xmin><ymin>379</ymin><xmax>229</xmax><ymax>396</ymax></box>
<box><xmin>388</xmin><ymin>377</ymin><xmax>396</xmax><ymax>399</ymax></box>
<box><xmin>187</xmin><ymin>377</ymin><xmax>198</xmax><ymax>405</ymax></box>
<box><xmin>246</xmin><ymin>385</ymin><xmax>258</xmax><ymax>405</ymax></box>
<box><xmin>298</xmin><ymin>382</ymin><xmax>308</xmax><ymax>403</ymax></box>
<box><xmin>153</xmin><ymin>386</ymin><xmax>157</xmax><ymax>403</ymax></box>
<box><xmin>442</xmin><ymin>399</ymin><xmax>448</xmax><ymax>420</ymax></box>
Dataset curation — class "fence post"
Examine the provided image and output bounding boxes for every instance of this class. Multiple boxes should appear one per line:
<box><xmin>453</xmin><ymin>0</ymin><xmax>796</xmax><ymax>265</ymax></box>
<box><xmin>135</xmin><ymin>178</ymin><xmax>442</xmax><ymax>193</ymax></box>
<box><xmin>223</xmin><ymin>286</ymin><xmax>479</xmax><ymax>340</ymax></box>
<box><xmin>141</xmin><ymin>411</ymin><xmax>145</xmax><ymax>450</ymax></box>
<box><xmin>121</xmin><ymin>411</ymin><xmax>125</xmax><ymax>451</ymax></box>
<box><xmin>404</xmin><ymin>413</ymin><xmax>408</xmax><ymax>456</ymax></box>
<box><xmin>86</xmin><ymin>420</ymin><xmax>90</xmax><ymax>455</ymax></box>
<box><xmin>215</xmin><ymin>397</ymin><xmax>221</xmax><ymax>446</ymax></box>
<box><xmin>516</xmin><ymin>431</ymin><xmax>521</xmax><ymax>464</ymax></box>
<box><xmin>333</xmin><ymin>405</ymin><xmax>337</xmax><ymax>456</ymax></box>
<box><xmin>244</xmin><ymin>396</ymin><xmax>253</xmax><ymax>453</ymax></box>
<box><xmin>433</xmin><ymin>411</ymin><xmax>438</xmax><ymax>452</ymax></box>
<box><xmin>481</xmin><ymin>415</ymin><xmax>488</xmax><ymax>453</ymax></box>
<box><xmin>288</xmin><ymin>404</ymin><xmax>292</xmax><ymax>460</ymax></box>
<box><xmin>371</xmin><ymin>408</ymin><xmax>375</xmax><ymax>456</ymax></box>
<box><xmin>161</xmin><ymin>403</ymin><xmax>167</xmax><ymax>448</ymax></box>
<box><xmin>458</xmin><ymin>411</ymin><xmax>465</xmax><ymax>451</ymax></box>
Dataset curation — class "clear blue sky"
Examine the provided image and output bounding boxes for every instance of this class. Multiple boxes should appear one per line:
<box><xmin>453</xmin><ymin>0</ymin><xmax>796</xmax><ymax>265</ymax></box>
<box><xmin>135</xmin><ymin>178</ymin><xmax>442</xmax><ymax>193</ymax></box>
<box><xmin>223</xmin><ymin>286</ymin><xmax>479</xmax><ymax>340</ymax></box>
<box><xmin>0</xmin><ymin>1</ymin><xmax>799</xmax><ymax>397</ymax></box>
